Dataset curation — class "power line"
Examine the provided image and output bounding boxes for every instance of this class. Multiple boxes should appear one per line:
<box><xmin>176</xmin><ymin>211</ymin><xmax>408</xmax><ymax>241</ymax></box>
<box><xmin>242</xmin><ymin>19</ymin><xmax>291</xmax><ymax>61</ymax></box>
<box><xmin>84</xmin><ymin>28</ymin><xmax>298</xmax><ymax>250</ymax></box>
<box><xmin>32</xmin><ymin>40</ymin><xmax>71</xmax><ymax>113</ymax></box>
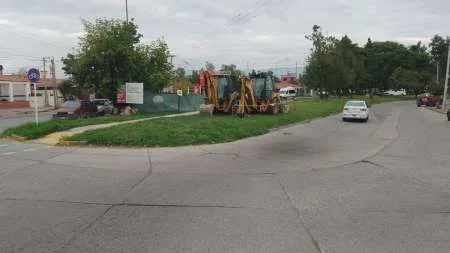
<box><xmin>0</xmin><ymin>51</ymin><xmax>42</xmax><ymax>60</ymax></box>
<box><xmin>0</xmin><ymin>26</ymin><xmax>71</xmax><ymax>51</ymax></box>
<box><xmin>203</xmin><ymin>0</ymin><xmax>279</xmax><ymax>37</ymax></box>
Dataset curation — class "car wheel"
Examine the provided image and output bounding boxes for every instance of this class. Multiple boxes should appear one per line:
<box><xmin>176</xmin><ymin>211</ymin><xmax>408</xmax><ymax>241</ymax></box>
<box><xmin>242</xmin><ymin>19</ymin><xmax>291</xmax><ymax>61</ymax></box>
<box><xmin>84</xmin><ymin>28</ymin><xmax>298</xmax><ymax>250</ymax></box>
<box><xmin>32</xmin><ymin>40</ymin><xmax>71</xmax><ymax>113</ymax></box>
<box><xmin>342</xmin><ymin>118</ymin><xmax>347</xmax><ymax>122</ymax></box>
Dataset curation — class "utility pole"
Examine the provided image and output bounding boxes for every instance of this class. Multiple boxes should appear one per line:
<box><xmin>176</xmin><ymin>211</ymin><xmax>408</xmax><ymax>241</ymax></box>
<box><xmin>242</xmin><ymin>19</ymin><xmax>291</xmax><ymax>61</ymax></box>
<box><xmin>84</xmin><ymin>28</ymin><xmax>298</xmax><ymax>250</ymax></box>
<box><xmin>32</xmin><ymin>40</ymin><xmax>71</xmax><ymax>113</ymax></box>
<box><xmin>125</xmin><ymin>0</ymin><xmax>129</xmax><ymax>22</ymax></box>
<box><xmin>442</xmin><ymin>39</ymin><xmax>450</xmax><ymax>111</ymax></box>
<box><xmin>51</xmin><ymin>57</ymin><xmax>57</xmax><ymax>109</ymax></box>
<box><xmin>437</xmin><ymin>61</ymin><xmax>440</xmax><ymax>85</ymax></box>
<box><xmin>296</xmin><ymin>61</ymin><xmax>298</xmax><ymax>79</ymax></box>
<box><xmin>42</xmin><ymin>57</ymin><xmax>49</xmax><ymax>106</ymax></box>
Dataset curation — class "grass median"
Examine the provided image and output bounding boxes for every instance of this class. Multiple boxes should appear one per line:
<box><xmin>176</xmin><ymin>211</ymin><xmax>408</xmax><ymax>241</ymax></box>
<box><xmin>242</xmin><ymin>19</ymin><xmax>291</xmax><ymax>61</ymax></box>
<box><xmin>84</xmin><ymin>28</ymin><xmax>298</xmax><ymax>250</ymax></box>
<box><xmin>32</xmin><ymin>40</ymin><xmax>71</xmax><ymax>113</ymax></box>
<box><xmin>1</xmin><ymin>112</ymin><xmax>170</xmax><ymax>140</ymax></box>
<box><xmin>67</xmin><ymin>96</ymin><xmax>413</xmax><ymax>147</ymax></box>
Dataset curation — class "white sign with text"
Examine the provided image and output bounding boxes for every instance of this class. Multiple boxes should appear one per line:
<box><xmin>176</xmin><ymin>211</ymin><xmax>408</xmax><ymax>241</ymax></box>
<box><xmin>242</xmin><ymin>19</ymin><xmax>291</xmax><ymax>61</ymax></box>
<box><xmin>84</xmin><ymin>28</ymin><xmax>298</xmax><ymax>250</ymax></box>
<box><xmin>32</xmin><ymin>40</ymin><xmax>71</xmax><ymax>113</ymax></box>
<box><xmin>125</xmin><ymin>82</ymin><xmax>144</xmax><ymax>104</ymax></box>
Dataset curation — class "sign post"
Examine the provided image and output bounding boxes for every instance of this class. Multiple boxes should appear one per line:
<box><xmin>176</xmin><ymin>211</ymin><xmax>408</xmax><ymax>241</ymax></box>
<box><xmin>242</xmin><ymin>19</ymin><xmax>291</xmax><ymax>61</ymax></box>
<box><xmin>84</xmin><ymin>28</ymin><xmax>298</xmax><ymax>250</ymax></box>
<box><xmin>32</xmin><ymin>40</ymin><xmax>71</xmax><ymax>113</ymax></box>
<box><xmin>177</xmin><ymin>90</ymin><xmax>183</xmax><ymax>113</ymax></box>
<box><xmin>27</xmin><ymin>68</ymin><xmax>41</xmax><ymax>126</ymax></box>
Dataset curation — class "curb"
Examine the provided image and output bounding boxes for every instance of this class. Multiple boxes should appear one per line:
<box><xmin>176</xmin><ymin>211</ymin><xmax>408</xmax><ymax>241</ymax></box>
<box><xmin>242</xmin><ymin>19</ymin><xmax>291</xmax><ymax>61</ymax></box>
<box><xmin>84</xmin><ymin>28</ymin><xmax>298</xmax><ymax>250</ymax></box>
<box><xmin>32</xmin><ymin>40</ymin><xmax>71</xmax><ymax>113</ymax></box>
<box><xmin>57</xmin><ymin>140</ymin><xmax>88</xmax><ymax>146</ymax></box>
<box><xmin>11</xmin><ymin>134</ymin><xmax>28</xmax><ymax>141</ymax></box>
<box><xmin>424</xmin><ymin>106</ymin><xmax>446</xmax><ymax>114</ymax></box>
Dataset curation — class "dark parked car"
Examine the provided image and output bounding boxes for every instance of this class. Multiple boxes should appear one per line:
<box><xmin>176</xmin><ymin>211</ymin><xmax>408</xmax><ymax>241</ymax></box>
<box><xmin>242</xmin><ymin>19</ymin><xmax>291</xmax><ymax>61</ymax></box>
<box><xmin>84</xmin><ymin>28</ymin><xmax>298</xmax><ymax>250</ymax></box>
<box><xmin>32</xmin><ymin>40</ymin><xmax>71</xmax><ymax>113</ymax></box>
<box><xmin>53</xmin><ymin>100</ymin><xmax>98</xmax><ymax>119</ymax></box>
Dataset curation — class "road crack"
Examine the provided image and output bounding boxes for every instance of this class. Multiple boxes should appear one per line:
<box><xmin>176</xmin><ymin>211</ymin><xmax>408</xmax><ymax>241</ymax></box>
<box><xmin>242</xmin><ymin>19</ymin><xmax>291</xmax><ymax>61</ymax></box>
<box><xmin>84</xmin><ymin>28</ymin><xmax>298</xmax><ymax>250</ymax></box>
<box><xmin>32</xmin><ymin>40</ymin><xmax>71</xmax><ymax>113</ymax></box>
<box><xmin>276</xmin><ymin>177</ymin><xmax>323</xmax><ymax>253</ymax></box>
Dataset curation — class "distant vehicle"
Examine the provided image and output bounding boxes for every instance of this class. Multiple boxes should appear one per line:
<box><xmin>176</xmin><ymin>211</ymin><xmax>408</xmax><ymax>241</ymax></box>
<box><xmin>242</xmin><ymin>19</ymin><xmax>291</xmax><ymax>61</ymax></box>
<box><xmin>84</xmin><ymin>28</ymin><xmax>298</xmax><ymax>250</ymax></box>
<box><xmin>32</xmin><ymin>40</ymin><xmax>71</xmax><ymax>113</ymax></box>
<box><xmin>383</xmin><ymin>89</ymin><xmax>406</xmax><ymax>96</ymax></box>
<box><xmin>279</xmin><ymin>87</ymin><xmax>297</xmax><ymax>99</ymax></box>
<box><xmin>417</xmin><ymin>93</ymin><xmax>441</xmax><ymax>107</ymax></box>
<box><xmin>342</xmin><ymin>100</ymin><xmax>370</xmax><ymax>122</ymax></box>
<box><xmin>93</xmin><ymin>99</ymin><xmax>114</xmax><ymax>115</ymax></box>
<box><xmin>53</xmin><ymin>100</ymin><xmax>98</xmax><ymax>119</ymax></box>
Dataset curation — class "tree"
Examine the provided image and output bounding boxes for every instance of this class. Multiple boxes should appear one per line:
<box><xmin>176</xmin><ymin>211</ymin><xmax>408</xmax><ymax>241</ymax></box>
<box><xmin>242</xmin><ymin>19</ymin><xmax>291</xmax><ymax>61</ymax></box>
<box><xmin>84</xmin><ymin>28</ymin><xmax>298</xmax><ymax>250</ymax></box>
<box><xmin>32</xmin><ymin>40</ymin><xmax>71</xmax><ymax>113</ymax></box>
<box><xmin>220</xmin><ymin>64</ymin><xmax>243</xmax><ymax>86</ymax></box>
<box><xmin>303</xmin><ymin>25</ymin><xmax>436</xmax><ymax>98</ymax></box>
<box><xmin>172</xmin><ymin>78</ymin><xmax>191</xmax><ymax>93</ymax></box>
<box><xmin>189</xmin><ymin>70</ymin><xmax>200</xmax><ymax>84</ymax></box>
<box><xmin>175</xmin><ymin>67</ymin><xmax>186</xmax><ymax>78</ymax></box>
<box><xmin>205</xmin><ymin>61</ymin><xmax>215</xmax><ymax>71</ymax></box>
<box><xmin>302</xmin><ymin>25</ymin><xmax>339</xmax><ymax>95</ymax></box>
<box><xmin>429</xmin><ymin>35</ymin><xmax>450</xmax><ymax>87</ymax></box>
<box><xmin>390</xmin><ymin>67</ymin><xmax>420</xmax><ymax>97</ymax></box>
<box><xmin>58</xmin><ymin>79</ymin><xmax>82</xmax><ymax>99</ymax></box>
<box><xmin>62</xmin><ymin>17</ymin><xmax>173</xmax><ymax>102</ymax></box>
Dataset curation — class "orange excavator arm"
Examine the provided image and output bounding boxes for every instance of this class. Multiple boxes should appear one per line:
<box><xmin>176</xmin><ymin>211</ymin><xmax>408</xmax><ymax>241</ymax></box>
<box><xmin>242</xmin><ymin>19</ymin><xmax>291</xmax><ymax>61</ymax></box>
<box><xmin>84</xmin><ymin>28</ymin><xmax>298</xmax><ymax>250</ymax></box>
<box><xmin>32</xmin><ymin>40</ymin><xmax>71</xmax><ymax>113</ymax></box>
<box><xmin>203</xmin><ymin>70</ymin><xmax>219</xmax><ymax>108</ymax></box>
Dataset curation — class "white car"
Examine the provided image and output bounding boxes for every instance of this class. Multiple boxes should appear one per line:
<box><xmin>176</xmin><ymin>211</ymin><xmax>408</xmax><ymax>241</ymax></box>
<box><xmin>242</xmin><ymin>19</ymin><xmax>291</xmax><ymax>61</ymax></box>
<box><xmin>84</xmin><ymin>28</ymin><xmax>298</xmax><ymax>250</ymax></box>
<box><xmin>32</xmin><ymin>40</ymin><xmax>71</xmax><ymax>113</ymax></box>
<box><xmin>279</xmin><ymin>87</ymin><xmax>297</xmax><ymax>99</ymax></box>
<box><xmin>93</xmin><ymin>99</ymin><xmax>114</xmax><ymax>115</ymax></box>
<box><xmin>342</xmin><ymin>100</ymin><xmax>370</xmax><ymax>122</ymax></box>
<box><xmin>383</xmin><ymin>89</ymin><xmax>406</xmax><ymax>96</ymax></box>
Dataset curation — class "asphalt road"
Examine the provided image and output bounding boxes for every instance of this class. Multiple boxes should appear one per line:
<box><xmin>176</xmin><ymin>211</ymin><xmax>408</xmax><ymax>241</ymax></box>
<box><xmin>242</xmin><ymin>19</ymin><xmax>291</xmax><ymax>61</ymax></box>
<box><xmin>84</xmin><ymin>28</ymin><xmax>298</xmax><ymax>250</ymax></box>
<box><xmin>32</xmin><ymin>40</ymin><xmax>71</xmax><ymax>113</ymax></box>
<box><xmin>0</xmin><ymin>112</ymin><xmax>53</xmax><ymax>134</ymax></box>
<box><xmin>1</xmin><ymin>101</ymin><xmax>450</xmax><ymax>253</ymax></box>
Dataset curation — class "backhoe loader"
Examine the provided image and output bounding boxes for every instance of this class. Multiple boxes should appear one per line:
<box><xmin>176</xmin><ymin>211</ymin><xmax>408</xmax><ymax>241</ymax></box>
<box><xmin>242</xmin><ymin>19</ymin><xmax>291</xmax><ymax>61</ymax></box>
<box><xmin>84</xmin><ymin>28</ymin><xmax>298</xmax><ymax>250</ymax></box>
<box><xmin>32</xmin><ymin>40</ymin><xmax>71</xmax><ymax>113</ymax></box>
<box><xmin>233</xmin><ymin>72</ymin><xmax>286</xmax><ymax>117</ymax></box>
<box><xmin>199</xmin><ymin>70</ymin><xmax>287</xmax><ymax>117</ymax></box>
<box><xmin>199</xmin><ymin>70</ymin><xmax>240</xmax><ymax>116</ymax></box>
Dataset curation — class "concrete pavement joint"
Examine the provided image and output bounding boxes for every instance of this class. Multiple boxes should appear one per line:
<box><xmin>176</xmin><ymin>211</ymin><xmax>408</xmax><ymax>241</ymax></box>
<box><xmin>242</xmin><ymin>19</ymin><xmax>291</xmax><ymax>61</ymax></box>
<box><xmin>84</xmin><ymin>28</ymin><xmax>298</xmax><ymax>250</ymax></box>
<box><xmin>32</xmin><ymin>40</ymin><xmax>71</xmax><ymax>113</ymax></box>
<box><xmin>0</xmin><ymin>198</ymin><xmax>245</xmax><ymax>209</ymax></box>
<box><xmin>361</xmin><ymin>157</ymin><xmax>450</xmax><ymax>196</ymax></box>
<box><xmin>1</xmin><ymin>198</ymin><xmax>113</xmax><ymax>206</ymax></box>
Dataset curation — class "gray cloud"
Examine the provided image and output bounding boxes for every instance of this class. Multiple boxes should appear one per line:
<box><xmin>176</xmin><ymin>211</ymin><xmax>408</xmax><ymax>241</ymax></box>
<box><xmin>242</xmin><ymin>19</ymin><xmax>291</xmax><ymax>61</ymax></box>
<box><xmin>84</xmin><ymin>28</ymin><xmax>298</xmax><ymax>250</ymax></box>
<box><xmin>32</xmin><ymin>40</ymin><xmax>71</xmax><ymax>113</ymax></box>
<box><xmin>0</xmin><ymin>0</ymin><xmax>448</xmax><ymax>77</ymax></box>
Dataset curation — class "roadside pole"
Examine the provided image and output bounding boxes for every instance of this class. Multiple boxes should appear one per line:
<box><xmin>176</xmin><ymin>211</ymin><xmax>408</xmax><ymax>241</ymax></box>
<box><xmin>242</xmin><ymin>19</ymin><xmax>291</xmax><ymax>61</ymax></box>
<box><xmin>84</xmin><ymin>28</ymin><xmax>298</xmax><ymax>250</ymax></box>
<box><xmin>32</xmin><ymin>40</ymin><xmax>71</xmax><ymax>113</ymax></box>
<box><xmin>27</xmin><ymin>68</ymin><xmax>41</xmax><ymax>126</ymax></box>
<box><xmin>442</xmin><ymin>40</ymin><xmax>450</xmax><ymax>112</ymax></box>
<box><xmin>177</xmin><ymin>89</ymin><xmax>183</xmax><ymax>113</ymax></box>
<box><xmin>34</xmin><ymin>83</ymin><xmax>39</xmax><ymax>125</ymax></box>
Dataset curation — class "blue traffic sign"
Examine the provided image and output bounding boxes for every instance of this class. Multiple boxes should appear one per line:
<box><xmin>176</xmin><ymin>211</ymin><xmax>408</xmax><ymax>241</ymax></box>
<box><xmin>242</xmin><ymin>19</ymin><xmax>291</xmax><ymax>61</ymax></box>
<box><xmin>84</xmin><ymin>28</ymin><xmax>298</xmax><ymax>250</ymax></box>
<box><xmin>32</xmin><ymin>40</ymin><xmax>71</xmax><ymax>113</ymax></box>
<box><xmin>27</xmin><ymin>68</ymin><xmax>40</xmax><ymax>82</ymax></box>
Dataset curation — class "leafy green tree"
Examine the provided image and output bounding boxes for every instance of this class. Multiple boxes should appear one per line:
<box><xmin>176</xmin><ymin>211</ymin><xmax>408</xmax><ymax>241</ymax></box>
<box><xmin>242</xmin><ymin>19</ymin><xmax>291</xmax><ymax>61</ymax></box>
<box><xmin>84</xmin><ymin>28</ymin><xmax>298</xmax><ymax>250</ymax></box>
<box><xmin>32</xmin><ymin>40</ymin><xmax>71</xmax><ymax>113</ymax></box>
<box><xmin>389</xmin><ymin>68</ymin><xmax>420</xmax><ymax>97</ymax></box>
<box><xmin>175</xmin><ymin>67</ymin><xmax>186</xmax><ymax>78</ymax></box>
<box><xmin>220</xmin><ymin>64</ymin><xmax>243</xmax><ymax>86</ymax></box>
<box><xmin>429</xmin><ymin>35</ymin><xmax>450</xmax><ymax>87</ymax></box>
<box><xmin>189</xmin><ymin>70</ymin><xmax>200</xmax><ymax>84</ymax></box>
<box><xmin>364</xmin><ymin>41</ymin><xmax>410</xmax><ymax>93</ymax></box>
<box><xmin>62</xmin><ymin>18</ymin><xmax>173</xmax><ymax>102</ymax></box>
<box><xmin>303</xmin><ymin>25</ymin><xmax>439</xmax><ymax>99</ymax></box>
<box><xmin>303</xmin><ymin>25</ymin><xmax>338</xmax><ymax>95</ymax></box>
<box><xmin>205</xmin><ymin>61</ymin><xmax>215</xmax><ymax>71</ymax></box>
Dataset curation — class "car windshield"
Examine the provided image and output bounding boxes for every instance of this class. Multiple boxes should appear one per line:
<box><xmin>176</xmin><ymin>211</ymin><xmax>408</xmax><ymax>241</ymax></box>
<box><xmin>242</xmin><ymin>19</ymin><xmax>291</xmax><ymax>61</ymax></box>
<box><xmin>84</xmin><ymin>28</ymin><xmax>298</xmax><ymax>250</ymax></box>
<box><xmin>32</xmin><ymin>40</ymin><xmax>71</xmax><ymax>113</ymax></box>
<box><xmin>61</xmin><ymin>100</ymin><xmax>80</xmax><ymax>108</ymax></box>
<box><xmin>345</xmin><ymin>101</ymin><xmax>365</xmax><ymax>107</ymax></box>
<box><xmin>94</xmin><ymin>100</ymin><xmax>106</xmax><ymax>105</ymax></box>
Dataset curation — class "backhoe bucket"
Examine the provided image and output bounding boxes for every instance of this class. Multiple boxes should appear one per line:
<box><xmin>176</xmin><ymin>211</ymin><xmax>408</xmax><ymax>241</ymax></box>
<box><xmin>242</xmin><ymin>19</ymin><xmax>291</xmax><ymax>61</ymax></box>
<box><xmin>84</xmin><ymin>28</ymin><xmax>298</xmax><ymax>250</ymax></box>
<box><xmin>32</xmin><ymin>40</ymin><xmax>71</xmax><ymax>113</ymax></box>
<box><xmin>199</xmin><ymin>104</ymin><xmax>214</xmax><ymax>116</ymax></box>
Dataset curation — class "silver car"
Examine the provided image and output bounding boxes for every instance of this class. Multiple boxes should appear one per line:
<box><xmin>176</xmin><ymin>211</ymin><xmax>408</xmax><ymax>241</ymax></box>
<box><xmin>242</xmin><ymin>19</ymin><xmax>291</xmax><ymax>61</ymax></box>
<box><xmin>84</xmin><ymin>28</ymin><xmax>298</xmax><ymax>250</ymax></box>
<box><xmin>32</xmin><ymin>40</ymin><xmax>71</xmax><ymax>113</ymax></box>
<box><xmin>93</xmin><ymin>99</ymin><xmax>114</xmax><ymax>115</ymax></box>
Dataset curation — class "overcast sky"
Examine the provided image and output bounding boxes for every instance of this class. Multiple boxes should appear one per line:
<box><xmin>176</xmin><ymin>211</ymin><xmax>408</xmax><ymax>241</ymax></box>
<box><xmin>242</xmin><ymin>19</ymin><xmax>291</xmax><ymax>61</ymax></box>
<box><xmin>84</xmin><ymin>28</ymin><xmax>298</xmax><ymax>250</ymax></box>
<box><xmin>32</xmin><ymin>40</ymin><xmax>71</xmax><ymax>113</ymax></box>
<box><xmin>0</xmin><ymin>0</ymin><xmax>449</xmax><ymax>78</ymax></box>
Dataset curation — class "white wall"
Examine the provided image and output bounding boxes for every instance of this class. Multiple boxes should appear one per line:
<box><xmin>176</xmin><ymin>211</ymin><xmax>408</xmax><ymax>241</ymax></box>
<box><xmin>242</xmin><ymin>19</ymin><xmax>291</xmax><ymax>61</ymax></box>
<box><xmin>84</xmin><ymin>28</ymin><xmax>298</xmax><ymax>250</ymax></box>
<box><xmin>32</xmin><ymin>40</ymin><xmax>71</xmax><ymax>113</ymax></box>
<box><xmin>28</xmin><ymin>90</ymin><xmax>64</xmax><ymax>108</ymax></box>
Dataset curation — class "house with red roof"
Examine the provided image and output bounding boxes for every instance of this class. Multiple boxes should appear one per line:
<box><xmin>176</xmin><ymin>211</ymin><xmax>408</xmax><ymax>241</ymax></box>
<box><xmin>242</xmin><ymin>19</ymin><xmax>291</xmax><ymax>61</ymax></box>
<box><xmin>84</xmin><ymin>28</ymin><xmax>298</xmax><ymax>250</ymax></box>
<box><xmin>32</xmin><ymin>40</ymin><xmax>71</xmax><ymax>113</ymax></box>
<box><xmin>0</xmin><ymin>66</ymin><xmax>65</xmax><ymax>109</ymax></box>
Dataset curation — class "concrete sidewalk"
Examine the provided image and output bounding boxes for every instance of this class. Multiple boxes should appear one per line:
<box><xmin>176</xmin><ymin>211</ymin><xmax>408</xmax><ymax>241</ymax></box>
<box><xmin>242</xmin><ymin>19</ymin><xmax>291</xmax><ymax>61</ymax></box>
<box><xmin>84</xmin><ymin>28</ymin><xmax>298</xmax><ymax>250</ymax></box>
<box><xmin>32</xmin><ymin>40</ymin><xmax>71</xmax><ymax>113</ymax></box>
<box><xmin>33</xmin><ymin>111</ymin><xmax>199</xmax><ymax>145</ymax></box>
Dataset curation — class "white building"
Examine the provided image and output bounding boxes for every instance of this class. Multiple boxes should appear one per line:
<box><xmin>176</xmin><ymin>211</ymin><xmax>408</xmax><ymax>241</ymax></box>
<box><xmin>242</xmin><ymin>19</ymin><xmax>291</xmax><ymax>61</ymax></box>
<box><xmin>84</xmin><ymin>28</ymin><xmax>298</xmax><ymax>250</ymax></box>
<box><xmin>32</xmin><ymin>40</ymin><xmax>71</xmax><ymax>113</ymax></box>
<box><xmin>0</xmin><ymin>72</ymin><xmax>64</xmax><ymax>109</ymax></box>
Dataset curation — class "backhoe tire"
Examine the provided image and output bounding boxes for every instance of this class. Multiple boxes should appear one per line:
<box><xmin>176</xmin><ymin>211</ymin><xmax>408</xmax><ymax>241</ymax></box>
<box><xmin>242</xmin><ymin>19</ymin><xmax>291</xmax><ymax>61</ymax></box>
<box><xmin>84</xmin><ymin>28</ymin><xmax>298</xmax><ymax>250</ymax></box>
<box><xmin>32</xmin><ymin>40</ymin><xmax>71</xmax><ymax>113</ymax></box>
<box><xmin>271</xmin><ymin>104</ymin><xmax>279</xmax><ymax>115</ymax></box>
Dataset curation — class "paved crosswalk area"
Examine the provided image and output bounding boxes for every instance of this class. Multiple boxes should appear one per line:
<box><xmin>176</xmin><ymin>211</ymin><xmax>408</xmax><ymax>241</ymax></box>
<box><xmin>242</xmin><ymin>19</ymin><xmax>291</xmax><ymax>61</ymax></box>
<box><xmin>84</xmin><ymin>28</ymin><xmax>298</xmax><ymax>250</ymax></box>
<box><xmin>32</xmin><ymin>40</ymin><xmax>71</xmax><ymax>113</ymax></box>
<box><xmin>0</xmin><ymin>140</ymin><xmax>70</xmax><ymax>162</ymax></box>
<box><xmin>1</xmin><ymin>140</ymin><xmax>51</xmax><ymax>154</ymax></box>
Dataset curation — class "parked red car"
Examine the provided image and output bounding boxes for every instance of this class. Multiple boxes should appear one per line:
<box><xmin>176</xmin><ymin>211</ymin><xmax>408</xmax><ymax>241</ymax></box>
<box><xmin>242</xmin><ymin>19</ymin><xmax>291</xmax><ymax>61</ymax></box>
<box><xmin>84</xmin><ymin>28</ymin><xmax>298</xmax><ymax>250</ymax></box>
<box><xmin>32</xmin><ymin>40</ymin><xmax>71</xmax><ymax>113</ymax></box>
<box><xmin>53</xmin><ymin>100</ymin><xmax>98</xmax><ymax>119</ymax></box>
<box><xmin>417</xmin><ymin>93</ymin><xmax>441</xmax><ymax>107</ymax></box>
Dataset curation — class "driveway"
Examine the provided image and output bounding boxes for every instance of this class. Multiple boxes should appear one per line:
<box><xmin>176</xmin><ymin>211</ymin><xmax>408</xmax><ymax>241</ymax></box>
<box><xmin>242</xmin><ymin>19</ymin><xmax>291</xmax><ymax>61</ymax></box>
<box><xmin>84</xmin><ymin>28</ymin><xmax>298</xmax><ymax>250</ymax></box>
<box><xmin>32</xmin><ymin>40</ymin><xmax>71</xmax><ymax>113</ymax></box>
<box><xmin>1</xmin><ymin>101</ymin><xmax>449</xmax><ymax>253</ymax></box>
